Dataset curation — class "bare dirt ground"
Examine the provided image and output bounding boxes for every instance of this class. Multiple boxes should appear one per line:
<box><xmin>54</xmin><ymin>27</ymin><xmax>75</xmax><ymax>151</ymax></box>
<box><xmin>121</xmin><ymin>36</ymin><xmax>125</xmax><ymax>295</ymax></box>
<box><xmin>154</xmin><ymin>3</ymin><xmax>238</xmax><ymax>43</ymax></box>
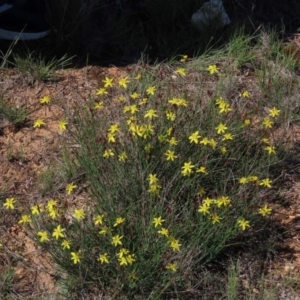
<box><xmin>1</xmin><ymin>64</ymin><xmax>300</xmax><ymax>299</ymax></box>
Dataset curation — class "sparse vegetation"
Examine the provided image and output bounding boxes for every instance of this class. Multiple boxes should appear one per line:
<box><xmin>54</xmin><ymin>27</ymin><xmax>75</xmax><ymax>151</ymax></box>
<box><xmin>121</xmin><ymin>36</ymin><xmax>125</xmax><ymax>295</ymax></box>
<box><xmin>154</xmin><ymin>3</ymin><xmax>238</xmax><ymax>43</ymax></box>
<box><xmin>0</xmin><ymin>98</ymin><xmax>29</xmax><ymax>127</ymax></box>
<box><xmin>12</xmin><ymin>51</ymin><xmax>73</xmax><ymax>82</ymax></box>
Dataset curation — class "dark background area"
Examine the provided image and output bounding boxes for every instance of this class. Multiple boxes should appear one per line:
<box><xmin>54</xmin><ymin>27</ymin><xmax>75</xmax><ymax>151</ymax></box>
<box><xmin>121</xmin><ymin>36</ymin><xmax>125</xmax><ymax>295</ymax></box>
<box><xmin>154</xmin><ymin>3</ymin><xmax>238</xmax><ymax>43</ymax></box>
<box><xmin>1</xmin><ymin>0</ymin><xmax>300</xmax><ymax>66</ymax></box>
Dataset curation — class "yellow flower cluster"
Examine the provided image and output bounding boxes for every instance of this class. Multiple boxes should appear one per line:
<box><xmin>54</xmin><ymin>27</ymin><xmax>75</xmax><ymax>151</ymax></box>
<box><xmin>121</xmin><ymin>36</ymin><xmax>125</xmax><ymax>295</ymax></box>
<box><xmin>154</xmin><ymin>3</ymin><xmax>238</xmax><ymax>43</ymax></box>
<box><xmin>148</xmin><ymin>174</ymin><xmax>161</xmax><ymax>195</ymax></box>
<box><xmin>215</xmin><ymin>97</ymin><xmax>232</xmax><ymax>114</ymax></box>
<box><xmin>197</xmin><ymin>196</ymin><xmax>231</xmax><ymax>224</ymax></box>
<box><xmin>239</xmin><ymin>176</ymin><xmax>272</xmax><ymax>188</ymax></box>
<box><xmin>153</xmin><ymin>216</ymin><xmax>181</xmax><ymax>272</ymax></box>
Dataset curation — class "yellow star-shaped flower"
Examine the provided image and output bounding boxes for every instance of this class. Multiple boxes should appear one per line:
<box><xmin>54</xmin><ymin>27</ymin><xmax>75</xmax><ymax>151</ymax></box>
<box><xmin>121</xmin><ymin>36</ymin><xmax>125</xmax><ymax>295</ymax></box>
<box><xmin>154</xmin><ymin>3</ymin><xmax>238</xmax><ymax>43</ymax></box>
<box><xmin>152</xmin><ymin>216</ymin><xmax>165</xmax><ymax>227</ymax></box>
<box><xmin>102</xmin><ymin>77</ymin><xmax>113</xmax><ymax>88</ymax></box>
<box><xmin>58</xmin><ymin>120</ymin><xmax>68</xmax><ymax>131</ymax></box>
<box><xmin>33</xmin><ymin>118</ymin><xmax>45</xmax><ymax>128</ymax></box>
<box><xmin>175</xmin><ymin>68</ymin><xmax>186</xmax><ymax>76</ymax></box>
<box><xmin>40</xmin><ymin>95</ymin><xmax>51</xmax><ymax>104</ymax></box>
<box><xmin>207</xmin><ymin>64</ymin><xmax>219</xmax><ymax>75</ymax></box>
<box><xmin>37</xmin><ymin>231</ymin><xmax>49</xmax><ymax>242</ymax></box>
<box><xmin>269</xmin><ymin>107</ymin><xmax>280</xmax><ymax>118</ymax></box>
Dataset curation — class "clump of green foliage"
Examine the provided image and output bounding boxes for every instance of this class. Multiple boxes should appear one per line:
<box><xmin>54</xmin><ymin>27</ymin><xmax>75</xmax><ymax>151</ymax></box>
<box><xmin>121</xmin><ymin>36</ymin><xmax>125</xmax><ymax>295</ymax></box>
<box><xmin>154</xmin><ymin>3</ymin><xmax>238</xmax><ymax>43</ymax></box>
<box><xmin>3</xmin><ymin>32</ymin><xmax>299</xmax><ymax>299</ymax></box>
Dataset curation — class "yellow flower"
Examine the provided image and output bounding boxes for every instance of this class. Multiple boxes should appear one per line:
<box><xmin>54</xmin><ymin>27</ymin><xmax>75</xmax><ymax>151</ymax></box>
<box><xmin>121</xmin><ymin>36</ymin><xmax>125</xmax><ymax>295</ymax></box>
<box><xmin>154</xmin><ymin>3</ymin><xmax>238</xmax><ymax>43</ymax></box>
<box><xmin>119</xmin><ymin>77</ymin><xmax>129</xmax><ymax>89</ymax></box>
<box><xmin>181</xmin><ymin>161</ymin><xmax>195</xmax><ymax>176</ymax></box>
<box><xmin>215</xmin><ymin>97</ymin><xmax>226</xmax><ymax>105</ymax></box>
<box><xmin>237</xmin><ymin>218</ymin><xmax>250</xmax><ymax>230</ymax></box>
<box><xmin>207</xmin><ymin>64</ymin><xmax>219</xmax><ymax>75</ymax></box>
<box><xmin>198</xmin><ymin>204</ymin><xmax>210</xmax><ymax>215</ymax></box>
<box><xmin>203</xmin><ymin>197</ymin><xmax>215</xmax><ymax>206</ymax></box>
<box><xmin>165</xmin><ymin>149</ymin><xmax>178</xmax><ymax>161</ymax></box>
<box><xmin>125</xmin><ymin>254</ymin><xmax>135</xmax><ymax>265</ymax></box>
<box><xmin>61</xmin><ymin>239</ymin><xmax>71</xmax><ymax>250</ymax></box>
<box><xmin>117</xmin><ymin>248</ymin><xmax>129</xmax><ymax>259</ymax></box>
<box><xmin>127</xmin><ymin>116</ymin><xmax>136</xmax><ymax>125</ymax></box>
<box><xmin>197</xmin><ymin>187</ymin><xmax>205</xmax><ymax>196</ymax></box>
<box><xmin>3</xmin><ymin>197</ymin><xmax>16</xmax><ymax>209</ymax></box>
<box><xmin>196</xmin><ymin>166</ymin><xmax>208</xmax><ymax>174</ymax></box>
<box><xmin>118</xmin><ymin>151</ymin><xmax>128</xmax><ymax>162</ymax></box>
<box><xmin>188</xmin><ymin>131</ymin><xmax>201</xmax><ymax>144</ymax></box>
<box><xmin>216</xmin><ymin>196</ymin><xmax>231</xmax><ymax>208</ymax></box>
<box><xmin>71</xmin><ymin>251</ymin><xmax>81</xmax><ymax>264</ymax></box>
<box><xmin>166</xmin><ymin>262</ymin><xmax>178</xmax><ymax>272</ymax></box>
<box><xmin>103</xmin><ymin>77</ymin><xmax>113</xmax><ymax>88</ymax></box>
<box><xmin>218</xmin><ymin>102</ymin><xmax>232</xmax><ymax>113</ymax></box>
<box><xmin>66</xmin><ymin>182</ymin><xmax>77</xmax><ymax>195</ymax></box>
<box><xmin>262</xmin><ymin>118</ymin><xmax>273</xmax><ymax>128</ymax></box>
<box><xmin>146</xmin><ymin>86</ymin><xmax>156</xmax><ymax>96</ymax></box>
<box><xmin>222</xmin><ymin>133</ymin><xmax>234</xmax><ymax>141</ymax></box>
<box><xmin>37</xmin><ymin>231</ymin><xmax>49</xmax><ymax>242</ymax></box>
<box><xmin>108</xmin><ymin>123</ymin><xmax>120</xmax><ymax>133</ymax></box>
<box><xmin>58</xmin><ymin>120</ymin><xmax>68</xmax><ymax>131</ymax></box>
<box><xmin>99</xmin><ymin>226</ymin><xmax>109</xmax><ymax>235</ymax></box>
<box><xmin>48</xmin><ymin>208</ymin><xmax>60</xmax><ymax>219</ymax></box>
<box><xmin>94</xmin><ymin>214</ymin><xmax>104</xmax><ymax>225</ymax></box>
<box><xmin>199</xmin><ymin>137</ymin><xmax>210</xmax><ymax>145</ymax></box>
<box><xmin>239</xmin><ymin>90</ymin><xmax>250</xmax><ymax>98</ymax></box>
<box><xmin>157</xmin><ymin>227</ymin><xmax>169</xmax><ymax>237</ymax></box>
<box><xmin>103</xmin><ymin>149</ymin><xmax>114</xmax><ymax>158</ymax></box>
<box><xmin>31</xmin><ymin>204</ymin><xmax>43</xmax><ymax>215</ymax></box>
<box><xmin>134</xmin><ymin>74</ymin><xmax>141</xmax><ymax>80</ymax></box>
<box><xmin>19</xmin><ymin>215</ymin><xmax>31</xmax><ymax>224</ymax></box>
<box><xmin>165</xmin><ymin>110</ymin><xmax>176</xmax><ymax>121</ymax></box>
<box><xmin>114</xmin><ymin>217</ymin><xmax>125</xmax><ymax>227</ymax></box>
<box><xmin>258</xmin><ymin>204</ymin><xmax>272</xmax><ymax>216</ymax></box>
<box><xmin>98</xmin><ymin>253</ymin><xmax>109</xmax><ymax>264</ymax></box>
<box><xmin>169</xmin><ymin>238</ymin><xmax>182</xmax><ymax>251</ymax></box>
<box><xmin>148</xmin><ymin>173</ymin><xmax>159</xmax><ymax>185</ymax></box>
<box><xmin>96</xmin><ymin>88</ymin><xmax>108</xmax><ymax>95</ymax></box>
<box><xmin>139</xmin><ymin>98</ymin><xmax>148</xmax><ymax>105</ymax></box>
<box><xmin>94</xmin><ymin>101</ymin><xmax>104</xmax><ymax>109</ymax></box>
<box><xmin>119</xmin><ymin>95</ymin><xmax>126</xmax><ymax>102</ymax></box>
<box><xmin>33</xmin><ymin>118</ymin><xmax>45</xmax><ymax>128</ymax></box>
<box><xmin>118</xmin><ymin>256</ymin><xmax>128</xmax><ymax>266</ymax></box>
<box><xmin>112</xmin><ymin>235</ymin><xmax>123</xmax><ymax>246</ymax></box>
<box><xmin>130</xmin><ymin>92</ymin><xmax>140</xmax><ymax>99</ymax></box>
<box><xmin>46</xmin><ymin>199</ymin><xmax>57</xmax><ymax>211</ymax></box>
<box><xmin>269</xmin><ymin>107</ymin><xmax>280</xmax><ymax>118</ymax></box>
<box><xmin>215</xmin><ymin>123</ymin><xmax>228</xmax><ymax>134</ymax></box>
<box><xmin>107</xmin><ymin>132</ymin><xmax>116</xmax><ymax>143</ymax></box>
<box><xmin>208</xmin><ymin>138</ymin><xmax>218</xmax><ymax>149</ymax></box>
<box><xmin>123</xmin><ymin>104</ymin><xmax>139</xmax><ymax>114</ymax></box>
<box><xmin>180</xmin><ymin>55</ymin><xmax>188</xmax><ymax>62</ymax></box>
<box><xmin>168</xmin><ymin>97</ymin><xmax>188</xmax><ymax>107</ymax></box>
<box><xmin>168</xmin><ymin>137</ymin><xmax>178</xmax><ymax>146</ymax></box>
<box><xmin>148</xmin><ymin>183</ymin><xmax>161</xmax><ymax>195</ymax></box>
<box><xmin>144</xmin><ymin>109</ymin><xmax>158</xmax><ymax>119</ymax></box>
<box><xmin>262</xmin><ymin>138</ymin><xmax>270</xmax><ymax>144</ymax></box>
<box><xmin>74</xmin><ymin>208</ymin><xmax>85</xmax><ymax>220</ymax></box>
<box><xmin>175</xmin><ymin>68</ymin><xmax>186</xmax><ymax>76</ymax></box>
<box><xmin>211</xmin><ymin>214</ymin><xmax>221</xmax><ymax>224</ymax></box>
<box><xmin>40</xmin><ymin>95</ymin><xmax>51</xmax><ymax>104</ymax></box>
<box><xmin>239</xmin><ymin>177</ymin><xmax>248</xmax><ymax>184</ymax></box>
<box><xmin>243</xmin><ymin>119</ymin><xmax>251</xmax><ymax>126</ymax></box>
<box><xmin>52</xmin><ymin>225</ymin><xmax>65</xmax><ymax>239</ymax></box>
<box><xmin>118</xmin><ymin>252</ymin><xmax>135</xmax><ymax>266</ymax></box>
<box><xmin>145</xmin><ymin>144</ymin><xmax>152</xmax><ymax>152</ymax></box>
<box><xmin>248</xmin><ymin>175</ymin><xmax>259</xmax><ymax>182</ymax></box>
<box><xmin>220</xmin><ymin>146</ymin><xmax>227</xmax><ymax>153</ymax></box>
<box><xmin>264</xmin><ymin>146</ymin><xmax>276</xmax><ymax>155</ymax></box>
<box><xmin>152</xmin><ymin>216</ymin><xmax>165</xmax><ymax>227</ymax></box>
<box><xmin>259</xmin><ymin>178</ymin><xmax>272</xmax><ymax>188</ymax></box>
